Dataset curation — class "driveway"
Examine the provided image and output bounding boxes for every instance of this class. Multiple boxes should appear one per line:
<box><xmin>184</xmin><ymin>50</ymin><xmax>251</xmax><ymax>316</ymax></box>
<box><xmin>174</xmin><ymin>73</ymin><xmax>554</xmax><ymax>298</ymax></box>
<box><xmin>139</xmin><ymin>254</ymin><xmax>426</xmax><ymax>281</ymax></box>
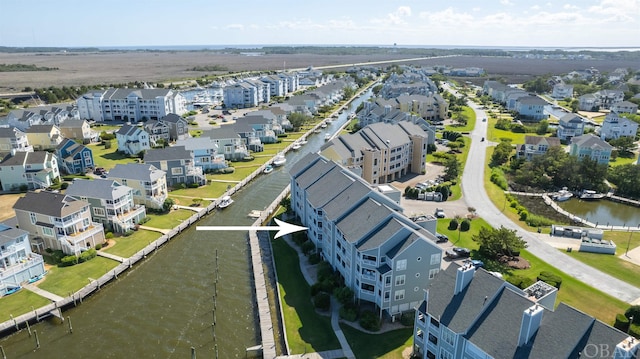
<box><xmin>450</xmin><ymin>83</ymin><xmax>640</xmax><ymax>304</ymax></box>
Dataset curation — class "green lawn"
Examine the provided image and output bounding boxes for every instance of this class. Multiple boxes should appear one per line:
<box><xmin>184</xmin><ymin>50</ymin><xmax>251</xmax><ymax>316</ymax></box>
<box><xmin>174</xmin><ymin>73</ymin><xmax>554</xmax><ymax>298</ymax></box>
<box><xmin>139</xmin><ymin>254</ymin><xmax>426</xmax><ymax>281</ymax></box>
<box><xmin>144</xmin><ymin>209</ymin><xmax>194</xmax><ymax>229</ymax></box>
<box><xmin>38</xmin><ymin>257</ymin><xmax>119</xmax><ymax>297</ymax></box>
<box><xmin>170</xmin><ymin>183</ymin><xmax>228</xmax><ymax>200</ymax></box>
<box><xmin>0</xmin><ymin>290</ymin><xmax>52</xmax><ymax>323</ymax></box>
<box><xmin>103</xmin><ymin>229</ymin><xmax>161</xmax><ymax>258</ymax></box>
<box><xmin>87</xmin><ymin>143</ymin><xmax>138</xmax><ymax>170</ymax></box>
<box><xmin>341</xmin><ymin>325</ymin><xmax>413</xmax><ymax>359</ymax></box>
<box><xmin>446</xmin><ymin>106</ymin><xmax>477</xmax><ymax>133</ymax></box>
<box><xmin>272</xmin><ymin>238</ymin><xmax>341</xmax><ymax>354</ymax></box>
<box><xmin>609</xmin><ymin>153</ymin><xmax>639</xmax><ymax>167</ymax></box>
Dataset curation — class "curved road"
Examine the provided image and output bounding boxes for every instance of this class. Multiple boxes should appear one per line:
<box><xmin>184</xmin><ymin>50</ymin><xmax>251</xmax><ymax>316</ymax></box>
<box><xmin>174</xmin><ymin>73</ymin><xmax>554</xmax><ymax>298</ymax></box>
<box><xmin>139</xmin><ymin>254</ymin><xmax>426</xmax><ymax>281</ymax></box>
<box><xmin>449</xmin><ymin>84</ymin><xmax>640</xmax><ymax>304</ymax></box>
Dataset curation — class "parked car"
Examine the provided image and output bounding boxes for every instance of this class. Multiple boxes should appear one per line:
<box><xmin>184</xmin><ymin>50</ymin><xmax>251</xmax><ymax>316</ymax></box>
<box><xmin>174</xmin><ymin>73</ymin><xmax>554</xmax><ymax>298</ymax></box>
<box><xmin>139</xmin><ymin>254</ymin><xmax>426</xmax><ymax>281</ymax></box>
<box><xmin>435</xmin><ymin>233</ymin><xmax>448</xmax><ymax>243</ymax></box>
<box><xmin>465</xmin><ymin>259</ymin><xmax>484</xmax><ymax>268</ymax></box>
<box><xmin>94</xmin><ymin>167</ymin><xmax>105</xmax><ymax>175</ymax></box>
<box><xmin>453</xmin><ymin>247</ymin><xmax>471</xmax><ymax>258</ymax></box>
<box><xmin>435</xmin><ymin>208</ymin><xmax>446</xmax><ymax>218</ymax></box>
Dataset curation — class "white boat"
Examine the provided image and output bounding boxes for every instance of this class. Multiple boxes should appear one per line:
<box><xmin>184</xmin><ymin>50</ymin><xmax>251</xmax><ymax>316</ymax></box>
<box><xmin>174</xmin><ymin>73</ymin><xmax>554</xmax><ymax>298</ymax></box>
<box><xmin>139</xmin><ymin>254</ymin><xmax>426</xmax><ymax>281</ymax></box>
<box><xmin>298</xmin><ymin>138</ymin><xmax>308</xmax><ymax>145</ymax></box>
<box><xmin>325</xmin><ymin>118</ymin><xmax>332</xmax><ymax>124</ymax></box>
<box><xmin>553</xmin><ymin>189</ymin><xmax>573</xmax><ymax>202</ymax></box>
<box><xmin>320</xmin><ymin>122</ymin><xmax>328</xmax><ymax>129</ymax></box>
<box><xmin>292</xmin><ymin>142</ymin><xmax>301</xmax><ymax>150</ymax></box>
<box><xmin>273</xmin><ymin>154</ymin><xmax>286</xmax><ymax>167</ymax></box>
<box><xmin>580</xmin><ymin>189</ymin><xmax>605</xmax><ymax>200</ymax></box>
<box><xmin>348</xmin><ymin>112</ymin><xmax>356</xmax><ymax>119</ymax></box>
<box><xmin>263</xmin><ymin>164</ymin><xmax>274</xmax><ymax>174</ymax></box>
<box><xmin>324</xmin><ymin>134</ymin><xmax>331</xmax><ymax>141</ymax></box>
<box><xmin>218</xmin><ymin>195</ymin><xmax>234</xmax><ymax>209</ymax></box>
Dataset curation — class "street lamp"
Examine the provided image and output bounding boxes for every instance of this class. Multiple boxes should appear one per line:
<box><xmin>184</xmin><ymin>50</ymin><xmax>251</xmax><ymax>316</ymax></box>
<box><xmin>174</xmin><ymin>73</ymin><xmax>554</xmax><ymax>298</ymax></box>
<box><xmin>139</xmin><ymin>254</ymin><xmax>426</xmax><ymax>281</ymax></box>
<box><xmin>629</xmin><ymin>316</ymin><xmax>634</xmax><ymax>334</ymax></box>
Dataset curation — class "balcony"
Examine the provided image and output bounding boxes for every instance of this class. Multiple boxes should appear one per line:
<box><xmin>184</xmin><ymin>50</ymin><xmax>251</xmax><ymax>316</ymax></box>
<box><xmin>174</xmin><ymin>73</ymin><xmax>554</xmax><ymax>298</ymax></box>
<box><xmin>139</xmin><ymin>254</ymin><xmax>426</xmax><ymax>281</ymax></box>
<box><xmin>57</xmin><ymin>223</ymin><xmax>103</xmax><ymax>244</ymax></box>
<box><xmin>115</xmin><ymin>204</ymin><xmax>145</xmax><ymax>222</ymax></box>
<box><xmin>0</xmin><ymin>253</ymin><xmax>44</xmax><ymax>280</ymax></box>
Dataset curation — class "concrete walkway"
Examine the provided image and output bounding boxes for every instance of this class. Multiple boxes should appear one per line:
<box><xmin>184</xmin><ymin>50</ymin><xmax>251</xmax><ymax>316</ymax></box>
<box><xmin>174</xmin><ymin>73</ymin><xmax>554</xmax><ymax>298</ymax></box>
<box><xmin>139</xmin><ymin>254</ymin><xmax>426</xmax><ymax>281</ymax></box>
<box><xmin>173</xmin><ymin>204</ymin><xmax>205</xmax><ymax>212</ymax></box>
<box><xmin>22</xmin><ymin>283</ymin><xmax>64</xmax><ymax>302</ymax></box>
<box><xmin>138</xmin><ymin>225</ymin><xmax>170</xmax><ymax>235</ymax></box>
<box><xmin>282</xmin><ymin>236</ymin><xmax>355</xmax><ymax>359</ymax></box>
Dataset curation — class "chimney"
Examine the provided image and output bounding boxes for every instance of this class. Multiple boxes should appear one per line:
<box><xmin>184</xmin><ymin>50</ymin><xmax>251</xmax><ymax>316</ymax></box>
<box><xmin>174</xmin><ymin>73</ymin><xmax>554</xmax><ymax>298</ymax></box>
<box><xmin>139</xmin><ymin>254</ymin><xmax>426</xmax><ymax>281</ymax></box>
<box><xmin>454</xmin><ymin>262</ymin><xmax>475</xmax><ymax>295</ymax></box>
<box><xmin>518</xmin><ymin>304</ymin><xmax>544</xmax><ymax>347</ymax></box>
<box><xmin>384</xmin><ymin>105</ymin><xmax>391</xmax><ymax>115</ymax></box>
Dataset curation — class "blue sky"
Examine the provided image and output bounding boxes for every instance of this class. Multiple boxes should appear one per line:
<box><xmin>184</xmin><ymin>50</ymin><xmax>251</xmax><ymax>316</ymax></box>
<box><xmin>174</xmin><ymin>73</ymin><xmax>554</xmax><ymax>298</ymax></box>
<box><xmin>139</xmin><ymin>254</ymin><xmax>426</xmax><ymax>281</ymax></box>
<box><xmin>0</xmin><ymin>0</ymin><xmax>638</xmax><ymax>48</ymax></box>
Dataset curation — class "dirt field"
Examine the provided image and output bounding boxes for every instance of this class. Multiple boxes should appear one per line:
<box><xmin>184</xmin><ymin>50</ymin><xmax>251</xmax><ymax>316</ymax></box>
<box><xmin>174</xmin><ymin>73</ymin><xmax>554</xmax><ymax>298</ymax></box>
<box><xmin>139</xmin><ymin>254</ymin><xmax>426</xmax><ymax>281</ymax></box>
<box><xmin>0</xmin><ymin>194</ymin><xmax>22</xmax><ymax>222</ymax></box>
<box><xmin>1</xmin><ymin>51</ymin><xmax>637</xmax><ymax>92</ymax></box>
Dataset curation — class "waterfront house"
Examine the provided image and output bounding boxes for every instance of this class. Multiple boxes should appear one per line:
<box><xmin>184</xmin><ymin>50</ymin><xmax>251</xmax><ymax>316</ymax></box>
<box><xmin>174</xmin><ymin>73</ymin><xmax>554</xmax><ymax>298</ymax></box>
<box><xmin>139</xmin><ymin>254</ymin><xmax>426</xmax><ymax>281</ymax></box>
<box><xmin>413</xmin><ymin>264</ymin><xmax>638</xmax><ymax>359</ymax></box>
<box><xmin>55</xmin><ymin>138</ymin><xmax>94</xmax><ymax>174</ymax></box>
<box><xmin>599</xmin><ymin>113</ymin><xmax>639</xmax><ymax>140</ymax></box>
<box><xmin>76</xmin><ymin>88</ymin><xmax>186</xmax><ymax>122</ymax></box>
<box><xmin>0</xmin><ymin>127</ymin><xmax>33</xmax><ymax>157</ymax></box>
<box><xmin>578</xmin><ymin>94</ymin><xmax>601</xmax><ymax>111</ymax></box>
<box><xmin>611</xmin><ymin>101</ymin><xmax>639</xmax><ymax>115</ymax></box>
<box><xmin>290</xmin><ymin>153</ymin><xmax>443</xmax><ymax>319</ymax></box>
<box><xmin>107</xmin><ymin>163</ymin><xmax>167</xmax><ymax>210</ymax></box>
<box><xmin>66</xmin><ymin>179</ymin><xmax>146</xmax><ymax>233</ymax></box>
<box><xmin>231</xmin><ymin>122</ymin><xmax>263</xmax><ymax>152</ymax></box>
<box><xmin>235</xmin><ymin>115</ymin><xmax>278</xmax><ymax>143</ymax></box>
<box><xmin>515</xmin><ymin>96</ymin><xmax>548</xmax><ymax>121</ymax></box>
<box><xmin>557</xmin><ymin>113</ymin><xmax>585</xmax><ymax>142</ymax></box>
<box><xmin>144</xmin><ymin>146</ymin><xmax>205</xmax><ymax>187</ymax></box>
<box><xmin>569</xmin><ymin>134</ymin><xmax>613</xmax><ymax>165</ymax></box>
<box><xmin>175</xmin><ymin>137</ymin><xmax>227</xmax><ymax>172</ymax></box>
<box><xmin>551</xmin><ymin>83</ymin><xmax>574</xmax><ymax>99</ymax></box>
<box><xmin>0</xmin><ymin>220</ymin><xmax>46</xmax><ymax>288</ymax></box>
<box><xmin>4</xmin><ymin>105</ymin><xmax>79</xmax><ymax>131</ymax></box>
<box><xmin>13</xmin><ymin>191</ymin><xmax>105</xmax><ymax>255</ymax></box>
<box><xmin>25</xmin><ymin>125</ymin><xmax>63</xmax><ymax>151</ymax></box>
<box><xmin>320</xmin><ymin>121</ymin><xmax>428</xmax><ymax>184</ymax></box>
<box><xmin>0</xmin><ymin>151</ymin><xmax>60</xmax><ymax>191</ymax></box>
<box><xmin>115</xmin><ymin>124</ymin><xmax>150</xmax><ymax>156</ymax></box>
<box><xmin>202</xmin><ymin>127</ymin><xmax>250</xmax><ymax>161</ymax></box>
<box><xmin>59</xmin><ymin>119</ymin><xmax>98</xmax><ymax>144</ymax></box>
<box><xmin>597</xmin><ymin>89</ymin><xmax>625</xmax><ymax>109</ymax></box>
<box><xmin>158</xmin><ymin>113</ymin><xmax>189</xmax><ymax>142</ymax></box>
<box><xmin>143</xmin><ymin>119</ymin><xmax>170</xmax><ymax>146</ymax></box>
<box><xmin>516</xmin><ymin>136</ymin><xmax>562</xmax><ymax>161</ymax></box>
<box><xmin>286</xmin><ymin>94</ymin><xmax>320</xmax><ymax>116</ymax></box>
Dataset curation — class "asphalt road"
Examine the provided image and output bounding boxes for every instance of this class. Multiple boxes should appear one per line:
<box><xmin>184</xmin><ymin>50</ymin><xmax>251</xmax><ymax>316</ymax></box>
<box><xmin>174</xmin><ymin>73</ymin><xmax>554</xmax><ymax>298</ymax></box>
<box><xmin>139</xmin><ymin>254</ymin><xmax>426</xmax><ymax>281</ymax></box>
<box><xmin>446</xmin><ymin>83</ymin><xmax>640</xmax><ymax>304</ymax></box>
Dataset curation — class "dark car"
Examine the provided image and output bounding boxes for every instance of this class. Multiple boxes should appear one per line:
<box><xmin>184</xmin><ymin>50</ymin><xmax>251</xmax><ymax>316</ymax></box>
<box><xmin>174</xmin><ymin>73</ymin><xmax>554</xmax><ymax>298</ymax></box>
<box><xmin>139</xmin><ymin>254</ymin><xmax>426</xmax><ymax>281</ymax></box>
<box><xmin>435</xmin><ymin>233</ymin><xmax>449</xmax><ymax>243</ymax></box>
<box><xmin>222</xmin><ymin>110</ymin><xmax>232</xmax><ymax>115</ymax></box>
<box><xmin>465</xmin><ymin>259</ymin><xmax>484</xmax><ymax>268</ymax></box>
<box><xmin>452</xmin><ymin>247</ymin><xmax>471</xmax><ymax>258</ymax></box>
<box><xmin>94</xmin><ymin>167</ymin><xmax>105</xmax><ymax>175</ymax></box>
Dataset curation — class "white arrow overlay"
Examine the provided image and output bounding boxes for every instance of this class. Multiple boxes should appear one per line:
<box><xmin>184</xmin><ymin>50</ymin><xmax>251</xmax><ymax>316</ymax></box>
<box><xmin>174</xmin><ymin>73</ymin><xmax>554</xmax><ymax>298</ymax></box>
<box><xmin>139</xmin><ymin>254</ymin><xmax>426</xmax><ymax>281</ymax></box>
<box><xmin>196</xmin><ymin>218</ymin><xmax>308</xmax><ymax>239</ymax></box>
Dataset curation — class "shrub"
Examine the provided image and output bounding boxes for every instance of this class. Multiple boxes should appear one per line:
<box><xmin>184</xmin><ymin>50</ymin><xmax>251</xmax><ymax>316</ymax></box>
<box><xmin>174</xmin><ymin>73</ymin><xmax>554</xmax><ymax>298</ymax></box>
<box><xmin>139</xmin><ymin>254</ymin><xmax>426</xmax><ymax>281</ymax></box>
<box><xmin>301</xmin><ymin>240</ymin><xmax>315</xmax><ymax>256</ymax></box>
<box><xmin>138</xmin><ymin>217</ymin><xmax>150</xmax><ymax>225</ymax></box>
<box><xmin>339</xmin><ymin>305</ymin><xmax>358</xmax><ymax>322</ymax></box>
<box><xmin>448</xmin><ymin>219</ymin><xmax>459</xmax><ymax>230</ymax></box>
<box><xmin>400</xmin><ymin>311</ymin><xmax>415</xmax><ymax>326</ymax></box>
<box><xmin>124</xmin><ymin>229</ymin><xmax>134</xmax><ymax>237</ymax></box>
<box><xmin>60</xmin><ymin>255</ymin><xmax>78</xmax><ymax>267</ymax></box>
<box><xmin>506</xmin><ymin>275</ymin><xmax>535</xmax><ymax>289</ymax></box>
<box><xmin>61</xmin><ymin>182</ymin><xmax>69</xmax><ymax>190</ymax></box>
<box><xmin>313</xmin><ymin>292</ymin><xmax>331</xmax><ymax>310</ymax></box>
<box><xmin>105</xmin><ymin>232</ymin><xmax>114</xmax><ymax>239</ymax></box>
<box><xmin>490</xmin><ymin>168</ymin><xmax>508</xmax><ymax>190</ymax></box>
<box><xmin>615</xmin><ymin>313</ymin><xmax>630</xmax><ymax>332</ymax></box>
<box><xmin>316</xmin><ymin>261</ymin><xmax>335</xmax><ymax>283</ymax></box>
<box><xmin>538</xmin><ymin>271</ymin><xmax>563</xmax><ymax>289</ymax></box>
<box><xmin>359</xmin><ymin>310</ymin><xmax>381</xmax><ymax>332</ymax></box>
<box><xmin>519</xmin><ymin>210</ymin><xmax>529</xmax><ymax>221</ymax></box>
<box><xmin>334</xmin><ymin>286</ymin><xmax>355</xmax><ymax>305</ymax></box>
<box><xmin>79</xmin><ymin>248</ymin><xmax>97</xmax><ymax>263</ymax></box>
<box><xmin>95</xmin><ymin>243</ymin><xmax>103</xmax><ymax>250</ymax></box>
<box><xmin>188</xmin><ymin>183</ymin><xmax>199</xmax><ymax>188</ymax></box>
<box><xmin>525</xmin><ymin>214</ymin><xmax>553</xmax><ymax>227</ymax></box>
<box><xmin>624</xmin><ymin>306</ymin><xmax>640</xmax><ymax>325</ymax></box>
<box><xmin>630</xmin><ymin>324</ymin><xmax>640</xmax><ymax>339</ymax></box>
<box><xmin>460</xmin><ymin>219</ymin><xmax>471</xmax><ymax>232</ymax></box>
<box><xmin>308</xmin><ymin>253</ymin><xmax>322</xmax><ymax>265</ymax></box>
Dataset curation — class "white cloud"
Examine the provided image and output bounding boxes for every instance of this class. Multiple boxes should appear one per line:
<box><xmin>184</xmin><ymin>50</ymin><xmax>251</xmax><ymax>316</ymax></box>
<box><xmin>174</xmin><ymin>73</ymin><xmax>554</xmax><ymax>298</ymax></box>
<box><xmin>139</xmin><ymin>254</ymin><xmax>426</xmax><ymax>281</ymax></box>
<box><xmin>500</xmin><ymin>0</ymin><xmax>514</xmax><ymax>5</ymax></box>
<box><xmin>563</xmin><ymin>4</ymin><xmax>579</xmax><ymax>10</ymax></box>
<box><xmin>371</xmin><ymin>6</ymin><xmax>412</xmax><ymax>26</ymax></box>
<box><xmin>531</xmin><ymin>5</ymin><xmax>541</xmax><ymax>10</ymax></box>
<box><xmin>226</xmin><ymin>24</ymin><xmax>244</xmax><ymax>30</ymax></box>
<box><xmin>588</xmin><ymin>0</ymin><xmax>640</xmax><ymax>21</ymax></box>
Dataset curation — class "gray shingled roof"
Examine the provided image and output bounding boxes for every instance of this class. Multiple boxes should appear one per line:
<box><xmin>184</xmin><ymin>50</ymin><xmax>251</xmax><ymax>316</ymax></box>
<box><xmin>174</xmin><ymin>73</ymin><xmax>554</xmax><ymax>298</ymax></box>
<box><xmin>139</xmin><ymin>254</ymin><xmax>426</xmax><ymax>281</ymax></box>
<box><xmin>202</xmin><ymin>126</ymin><xmax>241</xmax><ymax>140</ymax></box>
<box><xmin>0</xmin><ymin>223</ymin><xmax>29</xmax><ymax>246</ymax></box>
<box><xmin>322</xmin><ymin>181</ymin><xmax>372</xmax><ymax>222</ymax></box>
<box><xmin>26</xmin><ymin>125</ymin><xmax>56</xmax><ymax>133</ymax></box>
<box><xmin>294</xmin><ymin>158</ymin><xmax>336</xmax><ymax>191</ymax></box>
<box><xmin>66</xmin><ymin>179</ymin><xmax>131</xmax><ymax>200</ymax></box>
<box><xmin>571</xmin><ymin>134</ymin><xmax>613</xmax><ymax>150</ymax></box>
<box><xmin>0</xmin><ymin>151</ymin><xmax>52</xmax><ymax>166</ymax></box>
<box><xmin>306</xmin><ymin>167</ymin><xmax>356</xmax><ymax>208</ymax></box>
<box><xmin>289</xmin><ymin>153</ymin><xmax>323</xmax><ymax>178</ymax></box>
<box><xmin>144</xmin><ymin>146</ymin><xmax>191</xmax><ymax>162</ymax></box>
<box><xmin>107</xmin><ymin>163</ymin><xmax>165</xmax><ymax>182</ymax></box>
<box><xmin>335</xmin><ymin>198</ymin><xmax>393</xmax><ymax>243</ymax></box>
<box><xmin>13</xmin><ymin>191</ymin><xmax>88</xmax><ymax>217</ymax></box>
<box><xmin>357</xmin><ymin>217</ymin><xmax>406</xmax><ymax>251</ymax></box>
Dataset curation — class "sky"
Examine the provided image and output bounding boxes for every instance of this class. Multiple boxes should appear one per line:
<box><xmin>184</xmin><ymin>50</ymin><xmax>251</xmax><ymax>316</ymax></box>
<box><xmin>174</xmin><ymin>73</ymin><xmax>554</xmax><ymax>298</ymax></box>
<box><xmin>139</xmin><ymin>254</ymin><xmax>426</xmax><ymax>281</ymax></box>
<box><xmin>0</xmin><ymin>0</ymin><xmax>638</xmax><ymax>48</ymax></box>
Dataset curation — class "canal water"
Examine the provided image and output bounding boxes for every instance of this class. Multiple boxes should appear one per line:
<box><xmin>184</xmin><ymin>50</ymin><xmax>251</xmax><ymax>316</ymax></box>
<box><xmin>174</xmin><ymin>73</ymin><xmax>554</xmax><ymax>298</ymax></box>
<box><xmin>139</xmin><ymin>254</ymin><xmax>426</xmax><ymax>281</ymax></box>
<box><xmin>0</xmin><ymin>91</ymin><xmax>371</xmax><ymax>358</ymax></box>
<box><xmin>558</xmin><ymin>198</ymin><xmax>640</xmax><ymax>228</ymax></box>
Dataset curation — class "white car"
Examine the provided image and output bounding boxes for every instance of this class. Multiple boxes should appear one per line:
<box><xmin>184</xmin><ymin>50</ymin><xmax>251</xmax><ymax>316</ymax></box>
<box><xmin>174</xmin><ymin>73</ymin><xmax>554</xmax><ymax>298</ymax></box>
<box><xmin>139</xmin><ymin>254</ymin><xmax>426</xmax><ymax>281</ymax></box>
<box><xmin>435</xmin><ymin>208</ymin><xmax>446</xmax><ymax>218</ymax></box>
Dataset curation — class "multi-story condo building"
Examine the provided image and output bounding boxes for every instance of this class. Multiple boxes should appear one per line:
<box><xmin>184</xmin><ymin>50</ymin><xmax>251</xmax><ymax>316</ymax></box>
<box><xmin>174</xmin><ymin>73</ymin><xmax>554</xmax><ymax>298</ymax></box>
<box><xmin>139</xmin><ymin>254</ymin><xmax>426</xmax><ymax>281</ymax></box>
<box><xmin>66</xmin><ymin>179</ymin><xmax>146</xmax><ymax>233</ymax></box>
<box><xmin>0</xmin><ymin>127</ymin><xmax>33</xmax><ymax>157</ymax></box>
<box><xmin>144</xmin><ymin>146</ymin><xmax>206</xmax><ymax>187</ymax></box>
<box><xmin>413</xmin><ymin>263</ymin><xmax>639</xmax><ymax>359</ymax></box>
<box><xmin>0</xmin><ymin>151</ymin><xmax>60</xmax><ymax>191</ymax></box>
<box><xmin>76</xmin><ymin>88</ymin><xmax>186</xmax><ymax>122</ymax></box>
<box><xmin>107</xmin><ymin>163</ymin><xmax>167</xmax><ymax>210</ymax></box>
<box><xmin>290</xmin><ymin>153</ymin><xmax>442</xmax><ymax>318</ymax></box>
<box><xmin>278</xmin><ymin>72</ymin><xmax>300</xmax><ymax>93</ymax></box>
<box><xmin>13</xmin><ymin>191</ymin><xmax>105</xmax><ymax>255</ymax></box>
<box><xmin>223</xmin><ymin>82</ymin><xmax>260</xmax><ymax>109</ymax></box>
<box><xmin>0</xmin><ymin>220</ymin><xmax>46</xmax><ymax>290</ymax></box>
<box><xmin>321</xmin><ymin>121</ymin><xmax>428</xmax><ymax>184</ymax></box>
<box><xmin>260</xmin><ymin>75</ymin><xmax>286</xmax><ymax>97</ymax></box>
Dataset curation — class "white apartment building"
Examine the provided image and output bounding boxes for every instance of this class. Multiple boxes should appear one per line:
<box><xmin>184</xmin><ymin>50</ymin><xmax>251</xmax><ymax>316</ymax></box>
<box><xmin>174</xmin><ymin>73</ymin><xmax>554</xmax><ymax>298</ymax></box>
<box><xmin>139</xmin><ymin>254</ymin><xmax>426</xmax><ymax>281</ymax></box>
<box><xmin>77</xmin><ymin>88</ymin><xmax>186</xmax><ymax>122</ymax></box>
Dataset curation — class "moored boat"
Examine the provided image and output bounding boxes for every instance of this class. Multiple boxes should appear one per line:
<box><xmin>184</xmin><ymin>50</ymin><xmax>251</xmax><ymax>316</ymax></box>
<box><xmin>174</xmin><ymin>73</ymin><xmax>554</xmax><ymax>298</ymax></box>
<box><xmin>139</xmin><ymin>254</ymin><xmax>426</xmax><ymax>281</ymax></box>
<box><xmin>263</xmin><ymin>164</ymin><xmax>273</xmax><ymax>174</ymax></box>
<box><xmin>273</xmin><ymin>154</ymin><xmax>286</xmax><ymax>167</ymax></box>
<box><xmin>324</xmin><ymin>133</ymin><xmax>331</xmax><ymax>141</ymax></box>
<box><xmin>553</xmin><ymin>189</ymin><xmax>573</xmax><ymax>202</ymax></box>
<box><xmin>218</xmin><ymin>195</ymin><xmax>234</xmax><ymax>209</ymax></box>
<box><xmin>580</xmin><ymin>189</ymin><xmax>605</xmax><ymax>200</ymax></box>
<box><xmin>292</xmin><ymin>142</ymin><xmax>301</xmax><ymax>150</ymax></box>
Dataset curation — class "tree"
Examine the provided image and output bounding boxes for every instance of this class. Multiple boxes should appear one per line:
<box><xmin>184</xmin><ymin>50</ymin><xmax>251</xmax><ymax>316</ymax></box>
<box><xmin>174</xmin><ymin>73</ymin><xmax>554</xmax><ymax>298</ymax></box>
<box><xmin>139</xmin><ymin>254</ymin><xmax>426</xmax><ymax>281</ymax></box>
<box><xmin>608</xmin><ymin>137</ymin><xmax>637</xmax><ymax>155</ymax></box>
<box><xmin>443</xmin><ymin>156</ymin><xmax>461</xmax><ymax>181</ymax></box>
<box><xmin>490</xmin><ymin>140</ymin><xmax>513</xmax><ymax>166</ymax></box>
<box><xmin>608</xmin><ymin>164</ymin><xmax>640</xmax><ymax>198</ymax></box>
<box><xmin>288</xmin><ymin>113</ymin><xmax>311</xmax><ymax>131</ymax></box>
<box><xmin>473</xmin><ymin>226</ymin><xmax>528</xmax><ymax>258</ymax></box>
<box><xmin>162</xmin><ymin>198</ymin><xmax>175</xmax><ymax>213</ymax></box>
<box><xmin>536</xmin><ymin>120</ymin><xmax>549</xmax><ymax>135</ymax></box>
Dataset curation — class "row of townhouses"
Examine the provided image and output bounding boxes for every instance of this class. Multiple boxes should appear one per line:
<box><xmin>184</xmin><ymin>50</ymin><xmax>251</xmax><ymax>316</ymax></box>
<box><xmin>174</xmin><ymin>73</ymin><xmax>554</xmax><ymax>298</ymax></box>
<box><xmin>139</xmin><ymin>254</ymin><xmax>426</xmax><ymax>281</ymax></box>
<box><xmin>516</xmin><ymin>133</ymin><xmax>614</xmax><ymax>165</ymax></box>
<box><xmin>483</xmin><ymin>81</ymin><xmax>549</xmax><ymax>121</ymax></box>
<box><xmin>413</xmin><ymin>263</ymin><xmax>639</xmax><ymax>359</ymax></box>
<box><xmin>290</xmin><ymin>153</ymin><xmax>443</xmax><ymax>318</ymax></box>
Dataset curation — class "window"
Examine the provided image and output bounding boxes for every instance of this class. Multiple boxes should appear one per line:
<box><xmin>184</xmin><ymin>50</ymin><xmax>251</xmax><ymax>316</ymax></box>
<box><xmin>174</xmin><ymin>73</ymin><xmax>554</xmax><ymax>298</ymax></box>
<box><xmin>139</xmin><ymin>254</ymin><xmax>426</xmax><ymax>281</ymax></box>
<box><xmin>171</xmin><ymin>167</ymin><xmax>184</xmax><ymax>175</ymax></box>
<box><xmin>395</xmin><ymin>275</ymin><xmax>405</xmax><ymax>286</ymax></box>
<box><xmin>428</xmin><ymin>333</ymin><xmax>438</xmax><ymax>345</ymax></box>
<box><xmin>384</xmin><ymin>291</ymin><xmax>390</xmax><ymax>302</ymax></box>
<box><xmin>439</xmin><ymin>348</ymin><xmax>453</xmax><ymax>359</ymax></box>
<box><xmin>93</xmin><ymin>207</ymin><xmax>106</xmax><ymax>217</ymax></box>
<box><xmin>429</xmin><ymin>268</ymin><xmax>439</xmax><ymax>279</ymax></box>
<box><xmin>395</xmin><ymin>259</ymin><xmax>407</xmax><ymax>271</ymax></box>
<box><xmin>394</xmin><ymin>290</ymin><xmax>405</xmax><ymax>301</ymax></box>
<box><xmin>430</xmin><ymin>253</ymin><xmax>440</xmax><ymax>265</ymax></box>
<box><xmin>430</xmin><ymin>316</ymin><xmax>440</xmax><ymax>327</ymax></box>
<box><xmin>42</xmin><ymin>227</ymin><xmax>53</xmax><ymax>237</ymax></box>
<box><xmin>29</xmin><ymin>212</ymin><xmax>37</xmax><ymax>224</ymax></box>
<box><xmin>385</xmin><ymin>276</ymin><xmax>391</xmax><ymax>287</ymax></box>
<box><xmin>442</xmin><ymin>328</ymin><xmax>455</xmax><ymax>346</ymax></box>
